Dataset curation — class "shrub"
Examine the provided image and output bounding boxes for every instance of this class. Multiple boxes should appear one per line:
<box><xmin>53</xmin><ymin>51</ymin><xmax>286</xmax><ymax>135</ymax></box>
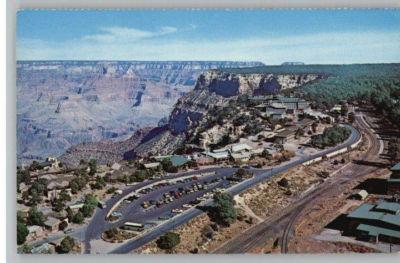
<box><xmin>17</xmin><ymin>221</ymin><xmax>29</xmax><ymax>245</ymax></box>
<box><xmin>156</xmin><ymin>232</ymin><xmax>180</xmax><ymax>250</ymax></box>
<box><xmin>57</xmin><ymin>236</ymin><xmax>75</xmax><ymax>254</ymax></box>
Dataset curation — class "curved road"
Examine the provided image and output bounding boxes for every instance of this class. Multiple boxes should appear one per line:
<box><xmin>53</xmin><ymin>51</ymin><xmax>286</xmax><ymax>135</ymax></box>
<box><xmin>104</xmin><ymin>124</ymin><xmax>361</xmax><ymax>254</ymax></box>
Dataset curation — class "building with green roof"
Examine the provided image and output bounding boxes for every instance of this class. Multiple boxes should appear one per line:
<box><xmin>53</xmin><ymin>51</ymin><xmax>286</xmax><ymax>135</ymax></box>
<box><xmin>346</xmin><ymin>202</ymin><xmax>400</xmax><ymax>244</ymax></box>
<box><xmin>356</xmin><ymin>224</ymin><xmax>400</xmax><ymax>244</ymax></box>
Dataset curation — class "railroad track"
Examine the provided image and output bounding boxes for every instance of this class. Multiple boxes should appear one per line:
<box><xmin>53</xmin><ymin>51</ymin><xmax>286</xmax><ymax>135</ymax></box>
<box><xmin>279</xmin><ymin>113</ymin><xmax>382</xmax><ymax>253</ymax></box>
<box><xmin>215</xmin><ymin>113</ymin><xmax>383</xmax><ymax>254</ymax></box>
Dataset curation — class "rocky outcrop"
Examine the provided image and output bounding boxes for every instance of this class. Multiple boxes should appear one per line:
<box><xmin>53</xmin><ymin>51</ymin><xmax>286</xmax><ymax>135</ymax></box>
<box><xmin>167</xmin><ymin>70</ymin><xmax>322</xmax><ymax>135</ymax></box>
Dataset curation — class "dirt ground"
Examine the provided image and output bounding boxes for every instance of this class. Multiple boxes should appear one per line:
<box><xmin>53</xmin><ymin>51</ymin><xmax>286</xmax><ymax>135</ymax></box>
<box><xmin>134</xmin><ymin>212</ymin><xmax>254</xmax><ymax>254</ymax></box>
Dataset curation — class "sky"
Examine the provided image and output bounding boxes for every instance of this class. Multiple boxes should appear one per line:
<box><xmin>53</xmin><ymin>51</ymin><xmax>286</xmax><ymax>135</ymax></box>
<box><xmin>17</xmin><ymin>9</ymin><xmax>400</xmax><ymax>64</ymax></box>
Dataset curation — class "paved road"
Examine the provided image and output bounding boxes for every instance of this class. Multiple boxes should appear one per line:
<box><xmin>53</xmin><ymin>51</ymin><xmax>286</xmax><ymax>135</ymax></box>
<box><xmin>214</xmin><ymin>113</ymin><xmax>381</xmax><ymax>253</ymax></box>
<box><xmin>107</xmin><ymin>124</ymin><xmax>361</xmax><ymax>254</ymax></box>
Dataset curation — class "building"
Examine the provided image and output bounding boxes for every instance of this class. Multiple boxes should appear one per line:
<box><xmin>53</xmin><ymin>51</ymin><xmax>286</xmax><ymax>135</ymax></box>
<box><xmin>143</xmin><ymin>162</ymin><xmax>160</xmax><ymax>169</ymax></box>
<box><xmin>192</xmin><ymin>155</ymin><xmax>214</xmax><ymax>165</ymax></box>
<box><xmin>231</xmin><ymin>152</ymin><xmax>251</xmax><ymax>164</ymax></box>
<box><xmin>346</xmin><ymin>202</ymin><xmax>400</xmax><ymax>244</ymax></box>
<box><xmin>43</xmin><ymin>217</ymin><xmax>60</xmax><ymax>232</ymax></box>
<box><xmin>205</xmin><ymin>151</ymin><xmax>229</xmax><ymax>161</ymax></box>
<box><xmin>388</xmin><ymin>163</ymin><xmax>400</xmax><ymax>195</ymax></box>
<box><xmin>170</xmin><ymin>155</ymin><xmax>190</xmax><ymax>167</ymax></box>
<box><xmin>69</xmin><ymin>203</ymin><xmax>84</xmax><ymax>210</ymax></box>
<box><xmin>39</xmin><ymin>157</ymin><xmax>60</xmax><ymax>171</ymax></box>
<box><xmin>266</xmin><ymin>96</ymin><xmax>310</xmax><ymax>111</ymax></box>
<box><xmin>265</xmin><ymin>103</ymin><xmax>287</xmax><ymax>120</ymax></box>
<box><xmin>274</xmin><ymin>129</ymin><xmax>296</xmax><ymax>144</ymax></box>
<box><xmin>231</xmin><ymin>143</ymin><xmax>253</xmax><ymax>153</ymax></box>
<box><xmin>351</xmin><ymin>190</ymin><xmax>369</xmax><ymax>200</ymax></box>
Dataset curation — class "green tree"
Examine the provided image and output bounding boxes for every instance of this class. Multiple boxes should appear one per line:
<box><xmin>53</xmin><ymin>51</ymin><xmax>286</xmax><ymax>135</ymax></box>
<box><xmin>29</xmin><ymin>161</ymin><xmax>43</xmax><ymax>171</ymax></box>
<box><xmin>79</xmin><ymin>204</ymin><xmax>95</xmax><ymax>218</ymax></box>
<box><xmin>88</xmin><ymin>159</ymin><xmax>97</xmax><ymax>176</ymax></box>
<box><xmin>72</xmin><ymin>211</ymin><xmax>84</xmax><ymax>224</ymax></box>
<box><xmin>57</xmin><ymin>236</ymin><xmax>75</xmax><ymax>254</ymax></box>
<box><xmin>156</xmin><ymin>232</ymin><xmax>180</xmax><ymax>250</ymax></box>
<box><xmin>59</xmin><ymin>189</ymin><xmax>71</xmax><ymax>202</ymax></box>
<box><xmin>52</xmin><ymin>198</ymin><xmax>65</xmax><ymax>212</ymax></box>
<box><xmin>104</xmin><ymin>227</ymin><xmax>119</xmax><ymax>239</ymax></box>
<box><xmin>17</xmin><ymin>221</ymin><xmax>29</xmax><ymax>245</ymax></box>
<box><xmin>59</xmin><ymin>220</ymin><xmax>68</xmax><ymax>231</ymax></box>
<box><xmin>27</xmin><ymin>207</ymin><xmax>45</xmax><ymax>226</ymax></box>
<box><xmin>212</xmin><ymin>192</ymin><xmax>237</xmax><ymax>226</ymax></box>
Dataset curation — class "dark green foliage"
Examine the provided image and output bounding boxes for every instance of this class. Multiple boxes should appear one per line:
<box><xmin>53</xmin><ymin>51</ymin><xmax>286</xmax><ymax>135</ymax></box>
<box><xmin>161</xmin><ymin>159</ymin><xmax>178</xmax><ymax>173</ymax></box>
<box><xmin>27</xmin><ymin>207</ymin><xmax>45</xmax><ymax>226</ymax></box>
<box><xmin>59</xmin><ymin>220</ymin><xmax>68</xmax><ymax>231</ymax></box>
<box><xmin>17</xmin><ymin>221</ymin><xmax>29</xmax><ymax>245</ymax></box>
<box><xmin>311</xmin><ymin>125</ymin><xmax>351</xmax><ymax>149</ymax></box>
<box><xmin>88</xmin><ymin>159</ymin><xmax>97</xmax><ymax>176</ymax></box>
<box><xmin>91</xmin><ymin>176</ymin><xmax>106</xmax><ymax>190</ymax></box>
<box><xmin>104</xmin><ymin>227</ymin><xmax>119</xmax><ymax>239</ymax></box>
<box><xmin>17</xmin><ymin>168</ymin><xmax>30</xmax><ymax>191</ymax></box>
<box><xmin>59</xmin><ymin>189</ymin><xmax>71</xmax><ymax>202</ymax></box>
<box><xmin>106</xmin><ymin>187</ymin><xmax>117</xmax><ymax>194</ymax></box>
<box><xmin>69</xmin><ymin>174</ymin><xmax>88</xmax><ymax>194</ymax></box>
<box><xmin>52</xmin><ymin>198</ymin><xmax>65</xmax><ymax>212</ymax></box>
<box><xmin>29</xmin><ymin>161</ymin><xmax>43</xmax><ymax>171</ymax></box>
<box><xmin>209</xmin><ymin>134</ymin><xmax>232</xmax><ymax>151</ymax></box>
<box><xmin>57</xmin><ymin>236</ymin><xmax>75</xmax><ymax>254</ymax></box>
<box><xmin>78</xmin><ymin>194</ymin><xmax>98</xmax><ymax>218</ymax></box>
<box><xmin>72</xmin><ymin>211</ymin><xmax>84</xmax><ymax>224</ymax></box>
<box><xmin>211</xmin><ymin>192</ymin><xmax>237</xmax><ymax>226</ymax></box>
<box><xmin>156</xmin><ymin>232</ymin><xmax>181</xmax><ymax>250</ymax></box>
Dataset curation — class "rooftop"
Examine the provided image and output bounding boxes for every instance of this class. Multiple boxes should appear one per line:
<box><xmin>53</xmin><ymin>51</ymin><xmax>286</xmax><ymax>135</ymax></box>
<box><xmin>391</xmin><ymin>163</ymin><xmax>400</xmax><ymax>171</ymax></box>
<box><xmin>375</xmin><ymin>202</ymin><xmax>400</xmax><ymax>214</ymax></box>
<box><xmin>205</xmin><ymin>151</ymin><xmax>229</xmax><ymax>159</ymax></box>
<box><xmin>170</xmin><ymin>155</ymin><xmax>189</xmax><ymax>167</ymax></box>
<box><xmin>231</xmin><ymin>143</ymin><xmax>253</xmax><ymax>153</ymax></box>
<box><xmin>348</xmin><ymin>203</ymin><xmax>400</xmax><ymax>227</ymax></box>
<box><xmin>143</xmin><ymin>162</ymin><xmax>160</xmax><ymax>169</ymax></box>
<box><xmin>356</xmin><ymin>224</ymin><xmax>400</xmax><ymax>239</ymax></box>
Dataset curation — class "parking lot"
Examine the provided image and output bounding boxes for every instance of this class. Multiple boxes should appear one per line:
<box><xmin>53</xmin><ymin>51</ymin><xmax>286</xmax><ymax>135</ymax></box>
<box><xmin>108</xmin><ymin>172</ymin><xmax>244</xmax><ymax>226</ymax></box>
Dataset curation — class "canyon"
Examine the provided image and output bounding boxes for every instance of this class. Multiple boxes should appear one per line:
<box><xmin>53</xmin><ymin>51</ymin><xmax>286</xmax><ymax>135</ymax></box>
<box><xmin>17</xmin><ymin>61</ymin><xmax>264</xmax><ymax>165</ymax></box>
<box><xmin>60</xmin><ymin>69</ymin><xmax>323</xmax><ymax>166</ymax></box>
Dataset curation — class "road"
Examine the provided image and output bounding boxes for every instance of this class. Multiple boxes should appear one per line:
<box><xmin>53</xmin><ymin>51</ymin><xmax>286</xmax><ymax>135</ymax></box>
<box><xmin>104</xmin><ymin>123</ymin><xmax>361</xmax><ymax>254</ymax></box>
<box><xmin>214</xmin><ymin>113</ymin><xmax>381</xmax><ymax>254</ymax></box>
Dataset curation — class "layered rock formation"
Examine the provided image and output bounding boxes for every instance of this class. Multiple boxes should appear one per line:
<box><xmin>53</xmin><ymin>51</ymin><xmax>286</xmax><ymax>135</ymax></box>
<box><xmin>18</xmin><ymin>61</ymin><xmax>264</xmax><ymax>165</ymax></box>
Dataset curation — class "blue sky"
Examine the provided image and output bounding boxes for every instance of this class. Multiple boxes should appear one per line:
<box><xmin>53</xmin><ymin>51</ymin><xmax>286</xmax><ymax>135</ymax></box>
<box><xmin>17</xmin><ymin>9</ymin><xmax>400</xmax><ymax>64</ymax></box>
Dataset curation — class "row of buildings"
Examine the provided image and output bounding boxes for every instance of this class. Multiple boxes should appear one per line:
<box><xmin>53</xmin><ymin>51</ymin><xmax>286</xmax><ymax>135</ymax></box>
<box><xmin>342</xmin><ymin>163</ymin><xmax>400</xmax><ymax>245</ymax></box>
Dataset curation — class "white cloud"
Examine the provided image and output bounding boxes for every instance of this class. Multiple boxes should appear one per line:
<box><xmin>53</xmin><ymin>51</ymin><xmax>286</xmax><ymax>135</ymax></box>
<box><xmin>17</xmin><ymin>31</ymin><xmax>400</xmax><ymax>64</ymax></box>
<box><xmin>82</xmin><ymin>26</ymin><xmax>178</xmax><ymax>43</ymax></box>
